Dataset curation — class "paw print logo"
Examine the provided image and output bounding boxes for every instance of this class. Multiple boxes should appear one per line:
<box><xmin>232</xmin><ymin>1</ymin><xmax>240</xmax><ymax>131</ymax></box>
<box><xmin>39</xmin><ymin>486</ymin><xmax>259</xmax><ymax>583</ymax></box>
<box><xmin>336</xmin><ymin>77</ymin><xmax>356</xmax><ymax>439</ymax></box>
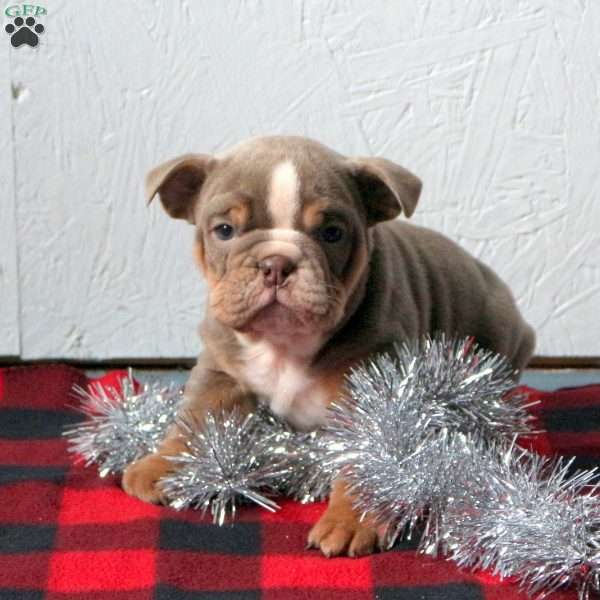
<box><xmin>5</xmin><ymin>16</ymin><xmax>44</xmax><ymax>48</ymax></box>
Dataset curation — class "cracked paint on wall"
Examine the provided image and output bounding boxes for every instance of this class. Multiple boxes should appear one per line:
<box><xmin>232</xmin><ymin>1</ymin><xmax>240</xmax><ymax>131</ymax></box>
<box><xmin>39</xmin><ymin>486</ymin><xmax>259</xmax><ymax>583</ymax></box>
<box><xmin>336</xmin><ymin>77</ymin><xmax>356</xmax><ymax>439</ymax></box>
<box><xmin>4</xmin><ymin>0</ymin><xmax>600</xmax><ymax>359</ymax></box>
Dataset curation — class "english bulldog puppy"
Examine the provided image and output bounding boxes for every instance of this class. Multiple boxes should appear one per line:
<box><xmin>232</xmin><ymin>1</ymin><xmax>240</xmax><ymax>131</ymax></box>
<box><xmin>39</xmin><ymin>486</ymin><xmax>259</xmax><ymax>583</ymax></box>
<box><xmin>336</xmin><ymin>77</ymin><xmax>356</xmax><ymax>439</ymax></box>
<box><xmin>122</xmin><ymin>135</ymin><xmax>535</xmax><ymax>557</ymax></box>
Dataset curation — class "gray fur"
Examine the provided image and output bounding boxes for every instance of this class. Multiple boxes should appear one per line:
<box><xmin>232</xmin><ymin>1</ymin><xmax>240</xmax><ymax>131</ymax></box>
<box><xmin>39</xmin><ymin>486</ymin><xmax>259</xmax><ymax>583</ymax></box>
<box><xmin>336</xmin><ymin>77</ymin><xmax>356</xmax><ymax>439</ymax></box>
<box><xmin>314</xmin><ymin>220</ymin><xmax>535</xmax><ymax>374</ymax></box>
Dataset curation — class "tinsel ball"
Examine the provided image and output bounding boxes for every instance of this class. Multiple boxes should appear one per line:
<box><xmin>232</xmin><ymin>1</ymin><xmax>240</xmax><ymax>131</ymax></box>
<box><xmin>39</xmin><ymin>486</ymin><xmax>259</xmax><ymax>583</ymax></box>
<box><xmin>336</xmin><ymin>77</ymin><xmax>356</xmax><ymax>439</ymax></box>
<box><xmin>64</xmin><ymin>370</ymin><xmax>184</xmax><ymax>477</ymax></box>
<box><xmin>159</xmin><ymin>406</ymin><xmax>287</xmax><ymax>525</ymax></box>
<box><xmin>159</xmin><ymin>402</ymin><xmax>334</xmax><ymax>525</ymax></box>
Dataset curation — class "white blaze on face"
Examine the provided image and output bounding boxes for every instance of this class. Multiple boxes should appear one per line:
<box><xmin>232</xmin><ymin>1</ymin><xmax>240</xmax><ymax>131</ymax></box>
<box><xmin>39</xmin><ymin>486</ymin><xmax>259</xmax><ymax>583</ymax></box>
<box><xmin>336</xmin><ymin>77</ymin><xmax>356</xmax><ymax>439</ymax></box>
<box><xmin>268</xmin><ymin>160</ymin><xmax>300</xmax><ymax>228</ymax></box>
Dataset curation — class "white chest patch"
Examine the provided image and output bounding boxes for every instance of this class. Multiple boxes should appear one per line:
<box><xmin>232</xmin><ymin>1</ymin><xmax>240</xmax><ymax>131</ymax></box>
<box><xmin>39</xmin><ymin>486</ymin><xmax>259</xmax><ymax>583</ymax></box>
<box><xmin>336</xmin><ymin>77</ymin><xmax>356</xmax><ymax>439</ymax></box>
<box><xmin>239</xmin><ymin>340</ymin><xmax>329</xmax><ymax>431</ymax></box>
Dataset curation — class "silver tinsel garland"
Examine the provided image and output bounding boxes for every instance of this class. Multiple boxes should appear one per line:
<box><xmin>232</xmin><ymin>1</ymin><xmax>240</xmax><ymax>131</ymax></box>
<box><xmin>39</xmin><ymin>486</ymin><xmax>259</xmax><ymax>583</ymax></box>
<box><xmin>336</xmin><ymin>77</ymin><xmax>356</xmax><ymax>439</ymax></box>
<box><xmin>63</xmin><ymin>370</ymin><xmax>184</xmax><ymax>476</ymax></box>
<box><xmin>63</xmin><ymin>373</ymin><xmax>331</xmax><ymax>520</ymax></box>
<box><xmin>323</xmin><ymin>334</ymin><xmax>537</xmax><ymax>552</ymax></box>
<box><xmin>63</xmin><ymin>335</ymin><xmax>600</xmax><ymax>598</ymax></box>
<box><xmin>159</xmin><ymin>402</ymin><xmax>334</xmax><ymax>524</ymax></box>
<box><xmin>159</xmin><ymin>406</ymin><xmax>286</xmax><ymax>525</ymax></box>
<box><xmin>442</xmin><ymin>437</ymin><xmax>600</xmax><ymax>598</ymax></box>
<box><xmin>324</xmin><ymin>335</ymin><xmax>600</xmax><ymax>599</ymax></box>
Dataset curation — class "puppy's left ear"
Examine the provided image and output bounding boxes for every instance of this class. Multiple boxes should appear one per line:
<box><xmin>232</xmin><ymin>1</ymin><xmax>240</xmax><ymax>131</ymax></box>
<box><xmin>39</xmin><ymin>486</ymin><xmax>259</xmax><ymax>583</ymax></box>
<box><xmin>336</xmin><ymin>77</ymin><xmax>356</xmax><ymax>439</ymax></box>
<box><xmin>347</xmin><ymin>157</ymin><xmax>422</xmax><ymax>225</ymax></box>
<box><xmin>145</xmin><ymin>154</ymin><xmax>215</xmax><ymax>224</ymax></box>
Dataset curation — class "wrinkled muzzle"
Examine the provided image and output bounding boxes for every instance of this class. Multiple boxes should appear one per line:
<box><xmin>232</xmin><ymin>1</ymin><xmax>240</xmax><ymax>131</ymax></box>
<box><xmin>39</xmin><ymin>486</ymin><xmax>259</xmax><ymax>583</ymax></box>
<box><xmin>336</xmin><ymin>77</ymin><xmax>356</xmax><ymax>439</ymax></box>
<box><xmin>209</xmin><ymin>230</ymin><xmax>346</xmax><ymax>335</ymax></box>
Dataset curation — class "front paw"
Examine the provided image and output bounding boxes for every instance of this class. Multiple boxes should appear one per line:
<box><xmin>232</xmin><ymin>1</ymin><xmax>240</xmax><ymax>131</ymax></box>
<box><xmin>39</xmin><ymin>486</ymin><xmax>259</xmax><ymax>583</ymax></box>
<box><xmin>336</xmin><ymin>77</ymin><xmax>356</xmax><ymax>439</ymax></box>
<box><xmin>307</xmin><ymin>509</ymin><xmax>382</xmax><ymax>558</ymax></box>
<box><xmin>121</xmin><ymin>453</ymin><xmax>172</xmax><ymax>504</ymax></box>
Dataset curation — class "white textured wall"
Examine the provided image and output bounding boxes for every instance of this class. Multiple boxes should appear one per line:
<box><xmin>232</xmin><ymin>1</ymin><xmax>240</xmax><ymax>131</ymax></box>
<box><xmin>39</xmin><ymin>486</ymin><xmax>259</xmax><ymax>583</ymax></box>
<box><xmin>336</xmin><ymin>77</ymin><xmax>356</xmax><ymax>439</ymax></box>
<box><xmin>0</xmin><ymin>40</ymin><xmax>19</xmax><ymax>356</ymax></box>
<box><xmin>4</xmin><ymin>0</ymin><xmax>600</xmax><ymax>359</ymax></box>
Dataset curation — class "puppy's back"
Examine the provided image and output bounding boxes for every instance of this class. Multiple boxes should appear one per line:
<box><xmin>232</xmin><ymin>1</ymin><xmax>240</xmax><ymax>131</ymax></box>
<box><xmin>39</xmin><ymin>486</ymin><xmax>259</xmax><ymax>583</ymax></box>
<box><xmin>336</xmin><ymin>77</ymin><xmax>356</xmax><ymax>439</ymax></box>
<box><xmin>374</xmin><ymin>220</ymin><xmax>535</xmax><ymax>374</ymax></box>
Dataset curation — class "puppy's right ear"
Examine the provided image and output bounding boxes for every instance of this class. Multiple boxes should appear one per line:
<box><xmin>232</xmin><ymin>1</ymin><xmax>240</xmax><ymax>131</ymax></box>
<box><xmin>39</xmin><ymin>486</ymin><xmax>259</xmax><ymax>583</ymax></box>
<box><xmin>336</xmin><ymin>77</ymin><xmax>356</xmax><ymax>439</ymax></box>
<box><xmin>145</xmin><ymin>154</ymin><xmax>215</xmax><ymax>224</ymax></box>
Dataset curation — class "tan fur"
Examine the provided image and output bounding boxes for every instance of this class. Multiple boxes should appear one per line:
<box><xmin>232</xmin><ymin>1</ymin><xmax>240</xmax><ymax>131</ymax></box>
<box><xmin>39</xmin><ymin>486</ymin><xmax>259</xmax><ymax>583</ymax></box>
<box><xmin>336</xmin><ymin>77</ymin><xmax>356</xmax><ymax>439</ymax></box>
<box><xmin>192</xmin><ymin>239</ymin><xmax>217</xmax><ymax>285</ymax></box>
<box><xmin>129</xmin><ymin>135</ymin><xmax>536</xmax><ymax>559</ymax></box>
<box><xmin>228</xmin><ymin>202</ymin><xmax>250</xmax><ymax>230</ymax></box>
<box><xmin>306</xmin><ymin>479</ymin><xmax>382</xmax><ymax>557</ymax></box>
<box><xmin>301</xmin><ymin>199</ymin><xmax>328</xmax><ymax>230</ymax></box>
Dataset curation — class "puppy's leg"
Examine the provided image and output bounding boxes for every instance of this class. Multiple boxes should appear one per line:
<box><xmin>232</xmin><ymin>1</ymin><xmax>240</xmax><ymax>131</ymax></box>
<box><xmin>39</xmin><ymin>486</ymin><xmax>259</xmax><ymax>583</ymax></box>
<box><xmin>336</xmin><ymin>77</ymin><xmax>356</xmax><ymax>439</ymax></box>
<box><xmin>473</xmin><ymin>271</ymin><xmax>536</xmax><ymax>379</ymax></box>
<box><xmin>122</xmin><ymin>370</ymin><xmax>256</xmax><ymax>504</ymax></box>
<box><xmin>307</xmin><ymin>479</ymin><xmax>384</xmax><ymax>557</ymax></box>
<box><xmin>510</xmin><ymin>323</ymin><xmax>536</xmax><ymax>377</ymax></box>
<box><xmin>120</xmin><ymin>424</ymin><xmax>187</xmax><ymax>504</ymax></box>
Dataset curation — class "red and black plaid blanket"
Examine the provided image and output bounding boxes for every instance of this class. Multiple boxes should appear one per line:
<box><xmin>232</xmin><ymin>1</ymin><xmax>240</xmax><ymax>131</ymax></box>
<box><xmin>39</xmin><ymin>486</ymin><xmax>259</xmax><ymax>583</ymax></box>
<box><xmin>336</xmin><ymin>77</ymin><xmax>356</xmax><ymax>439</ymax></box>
<box><xmin>1</xmin><ymin>364</ymin><xmax>598</xmax><ymax>600</ymax></box>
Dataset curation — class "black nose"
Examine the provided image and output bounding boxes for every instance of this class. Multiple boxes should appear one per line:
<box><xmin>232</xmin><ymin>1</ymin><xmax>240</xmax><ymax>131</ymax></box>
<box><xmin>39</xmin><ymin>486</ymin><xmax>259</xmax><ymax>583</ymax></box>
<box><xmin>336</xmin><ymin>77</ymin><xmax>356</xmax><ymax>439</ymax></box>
<box><xmin>259</xmin><ymin>255</ymin><xmax>296</xmax><ymax>287</ymax></box>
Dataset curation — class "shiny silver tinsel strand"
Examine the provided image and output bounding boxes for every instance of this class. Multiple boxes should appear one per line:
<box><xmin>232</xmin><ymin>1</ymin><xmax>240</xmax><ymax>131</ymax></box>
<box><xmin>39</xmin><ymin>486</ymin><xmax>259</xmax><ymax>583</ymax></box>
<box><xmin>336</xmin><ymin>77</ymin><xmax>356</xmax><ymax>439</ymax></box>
<box><xmin>63</xmin><ymin>370</ymin><xmax>184</xmax><ymax>477</ymax></box>
<box><xmin>277</xmin><ymin>427</ymin><xmax>333</xmax><ymax>503</ymax></box>
<box><xmin>324</xmin><ymin>335</ymin><xmax>600</xmax><ymax>598</ymax></box>
<box><xmin>159</xmin><ymin>406</ymin><xmax>290</xmax><ymax>525</ymax></box>
<box><xmin>442</xmin><ymin>437</ymin><xmax>600</xmax><ymax>599</ymax></box>
<box><xmin>159</xmin><ymin>403</ymin><xmax>333</xmax><ymax>522</ymax></box>
<box><xmin>64</xmin><ymin>372</ymin><xmax>330</xmax><ymax>517</ymax></box>
<box><xmin>244</xmin><ymin>405</ymin><xmax>333</xmax><ymax>503</ymax></box>
<box><xmin>323</xmin><ymin>334</ymin><xmax>537</xmax><ymax>550</ymax></box>
<box><xmin>392</xmin><ymin>333</ymin><xmax>537</xmax><ymax>438</ymax></box>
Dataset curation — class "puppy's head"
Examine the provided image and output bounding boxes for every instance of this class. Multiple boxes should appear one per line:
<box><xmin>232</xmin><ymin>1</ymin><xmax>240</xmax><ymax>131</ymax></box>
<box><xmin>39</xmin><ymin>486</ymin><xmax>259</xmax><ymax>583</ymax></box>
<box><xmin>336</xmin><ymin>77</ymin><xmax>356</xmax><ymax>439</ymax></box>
<box><xmin>146</xmin><ymin>136</ymin><xmax>421</xmax><ymax>349</ymax></box>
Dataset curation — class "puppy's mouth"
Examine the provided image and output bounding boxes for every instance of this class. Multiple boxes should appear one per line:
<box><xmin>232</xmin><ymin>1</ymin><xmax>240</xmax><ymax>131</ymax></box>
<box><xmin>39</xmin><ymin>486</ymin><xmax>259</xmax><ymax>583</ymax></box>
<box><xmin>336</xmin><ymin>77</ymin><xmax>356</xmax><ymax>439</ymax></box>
<box><xmin>244</xmin><ymin>301</ymin><xmax>304</xmax><ymax>334</ymax></box>
<box><xmin>239</xmin><ymin>289</ymin><xmax>308</xmax><ymax>335</ymax></box>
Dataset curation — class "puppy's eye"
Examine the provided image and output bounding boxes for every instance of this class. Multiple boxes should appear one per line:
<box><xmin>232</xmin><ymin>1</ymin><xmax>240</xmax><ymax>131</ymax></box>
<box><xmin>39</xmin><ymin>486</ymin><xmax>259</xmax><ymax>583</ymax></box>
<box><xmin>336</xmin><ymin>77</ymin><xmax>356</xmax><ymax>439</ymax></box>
<box><xmin>319</xmin><ymin>225</ymin><xmax>344</xmax><ymax>244</ymax></box>
<box><xmin>213</xmin><ymin>223</ymin><xmax>235</xmax><ymax>241</ymax></box>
